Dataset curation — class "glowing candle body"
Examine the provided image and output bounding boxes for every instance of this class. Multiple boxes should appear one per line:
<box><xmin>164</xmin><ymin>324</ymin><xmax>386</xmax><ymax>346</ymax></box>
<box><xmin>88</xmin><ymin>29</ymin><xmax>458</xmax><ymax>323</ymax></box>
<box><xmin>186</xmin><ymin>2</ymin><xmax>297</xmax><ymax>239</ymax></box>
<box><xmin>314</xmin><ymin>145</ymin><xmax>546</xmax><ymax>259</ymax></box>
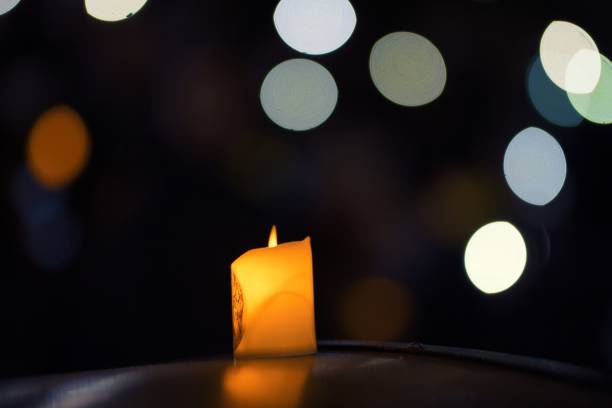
<box><xmin>231</xmin><ymin>232</ymin><xmax>316</xmax><ymax>358</ymax></box>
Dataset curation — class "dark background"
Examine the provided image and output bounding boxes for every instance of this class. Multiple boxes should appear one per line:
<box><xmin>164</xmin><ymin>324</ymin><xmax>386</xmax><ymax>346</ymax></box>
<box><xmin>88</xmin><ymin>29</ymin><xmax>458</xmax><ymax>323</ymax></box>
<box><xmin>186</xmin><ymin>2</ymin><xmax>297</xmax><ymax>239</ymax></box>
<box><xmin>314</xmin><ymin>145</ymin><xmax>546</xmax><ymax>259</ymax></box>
<box><xmin>1</xmin><ymin>0</ymin><xmax>611</xmax><ymax>378</ymax></box>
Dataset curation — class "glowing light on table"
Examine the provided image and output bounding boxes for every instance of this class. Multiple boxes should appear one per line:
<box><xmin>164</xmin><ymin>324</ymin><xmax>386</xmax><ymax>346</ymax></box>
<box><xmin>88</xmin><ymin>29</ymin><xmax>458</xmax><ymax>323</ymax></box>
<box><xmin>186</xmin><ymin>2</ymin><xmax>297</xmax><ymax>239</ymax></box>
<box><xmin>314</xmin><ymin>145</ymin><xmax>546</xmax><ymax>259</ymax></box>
<box><xmin>0</xmin><ymin>0</ymin><xmax>21</xmax><ymax>15</ymax></box>
<box><xmin>27</xmin><ymin>105</ymin><xmax>91</xmax><ymax>189</ymax></box>
<box><xmin>231</xmin><ymin>226</ymin><xmax>316</xmax><ymax>358</ymax></box>
<box><xmin>539</xmin><ymin>21</ymin><xmax>601</xmax><ymax>94</ymax></box>
<box><xmin>369</xmin><ymin>32</ymin><xmax>446</xmax><ymax>107</ymax></box>
<box><xmin>260</xmin><ymin>59</ymin><xmax>338</xmax><ymax>131</ymax></box>
<box><xmin>527</xmin><ymin>56</ymin><xmax>583</xmax><ymax>127</ymax></box>
<box><xmin>568</xmin><ymin>55</ymin><xmax>612</xmax><ymax>124</ymax></box>
<box><xmin>503</xmin><ymin>127</ymin><xmax>566</xmax><ymax>206</ymax></box>
<box><xmin>223</xmin><ymin>356</ymin><xmax>313</xmax><ymax>408</ymax></box>
<box><xmin>273</xmin><ymin>0</ymin><xmax>357</xmax><ymax>55</ymax></box>
<box><xmin>85</xmin><ymin>0</ymin><xmax>149</xmax><ymax>22</ymax></box>
<box><xmin>464</xmin><ymin>221</ymin><xmax>527</xmax><ymax>294</ymax></box>
<box><xmin>40</xmin><ymin>373</ymin><xmax>139</xmax><ymax>408</ymax></box>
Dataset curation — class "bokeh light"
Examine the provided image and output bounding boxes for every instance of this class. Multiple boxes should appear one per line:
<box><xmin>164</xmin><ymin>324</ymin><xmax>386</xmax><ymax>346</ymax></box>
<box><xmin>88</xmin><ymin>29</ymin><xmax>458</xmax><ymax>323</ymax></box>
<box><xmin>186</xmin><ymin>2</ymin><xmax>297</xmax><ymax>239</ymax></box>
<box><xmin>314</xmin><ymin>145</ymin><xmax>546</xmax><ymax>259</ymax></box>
<box><xmin>464</xmin><ymin>221</ymin><xmax>527</xmax><ymax>294</ymax></box>
<box><xmin>539</xmin><ymin>21</ymin><xmax>600</xmax><ymax>94</ymax></box>
<box><xmin>503</xmin><ymin>127</ymin><xmax>566</xmax><ymax>206</ymax></box>
<box><xmin>85</xmin><ymin>0</ymin><xmax>149</xmax><ymax>22</ymax></box>
<box><xmin>23</xmin><ymin>210</ymin><xmax>81</xmax><ymax>271</ymax></box>
<box><xmin>260</xmin><ymin>59</ymin><xmax>338</xmax><ymax>131</ymax></box>
<box><xmin>273</xmin><ymin>0</ymin><xmax>356</xmax><ymax>55</ymax></box>
<box><xmin>11</xmin><ymin>166</ymin><xmax>67</xmax><ymax>226</ymax></box>
<box><xmin>339</xmin><ymin>277</ymin><xmax>412</xmax><ymax>341</ymax></box>
<box><xmin>420</xmin><ymin>170</ymin><xmax>499</xmax><ymax>247</ymax></box>
<box><xmin>0</xmin><ymin>0</ymin><xmax>21</xmax><ymax>15</ymax></box>
<box><xmin>568</xmin><ymin>55</ymin><xmax>612</xmax><ymax>125</ymax></box>
<box><xmin>369</xmin><ymin>32</ymin><xmax>446</xmax><ymax>107</ymax></box>
<box><xmin>527</xmin><ymin>56</ymin><xmax>583</xmax><ymax>127</ymax></box>
<box><xmin>27</xmin><ymin>105</ymin><xmax>91</xmax><ymax>189</ymax></box>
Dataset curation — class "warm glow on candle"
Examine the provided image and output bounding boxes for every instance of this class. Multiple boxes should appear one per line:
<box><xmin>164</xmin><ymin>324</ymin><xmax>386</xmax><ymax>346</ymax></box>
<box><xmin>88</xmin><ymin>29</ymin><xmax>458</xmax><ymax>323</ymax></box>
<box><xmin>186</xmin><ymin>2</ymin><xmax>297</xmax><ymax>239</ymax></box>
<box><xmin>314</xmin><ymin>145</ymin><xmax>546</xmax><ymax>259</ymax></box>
<box><xmin>231</xmin><ymin>226</ymin><xmax>316</xmax><ymax>358</ymax></box>
<box><xmin>268</xmin><ymin>225</ymin><xmax>278</xmax><ymax>248</ymax></box>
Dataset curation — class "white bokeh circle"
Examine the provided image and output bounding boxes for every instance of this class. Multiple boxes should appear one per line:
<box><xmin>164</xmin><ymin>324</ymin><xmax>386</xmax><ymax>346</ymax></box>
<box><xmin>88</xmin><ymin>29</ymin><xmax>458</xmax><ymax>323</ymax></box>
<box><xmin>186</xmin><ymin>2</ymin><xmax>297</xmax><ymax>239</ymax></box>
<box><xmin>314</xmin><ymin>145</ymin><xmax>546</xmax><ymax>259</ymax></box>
<box><xmin>260</xmin><ymin>59</ymin><xmax>338</xmax><ymax>131</ymax></box>
<box><xmin>0</xmin><ymin>0</ymin><xmax>21</xmax><ymax>15</ymax></box>
<box><xmin>464</xmin><ymin>221</ymin><xmax>527</xmax><ymax>294</ymax></box>
<box><xmin>85</xmin><ymin>0</ymin><xmax>149</xmax><ymax>22</ymax></box>
<box><xmin>273</xmin><ymin>0</ymin><xmax>357</xmax><ymax>55</ymax></box>
<box><xmin>503</xmin><ymin>127</ymin><xmax>567</xmax><ymax>206</ymax></box>
<box><xmin>369</xmin><ymin>32</ymin><xmax>447</xmax><ymax>107</ymax></box>
<box><xmin>540</xmin><ymin>21</ymin><xmax>601</xmax><ymax>94</ymax></box>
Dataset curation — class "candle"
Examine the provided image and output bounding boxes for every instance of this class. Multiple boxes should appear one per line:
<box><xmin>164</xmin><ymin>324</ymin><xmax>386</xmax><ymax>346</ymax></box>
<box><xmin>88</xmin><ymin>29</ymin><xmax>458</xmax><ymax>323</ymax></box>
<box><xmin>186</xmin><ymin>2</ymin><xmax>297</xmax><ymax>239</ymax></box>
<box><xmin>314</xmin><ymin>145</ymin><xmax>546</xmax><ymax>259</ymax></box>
<box><xmin>231</xmin><ymin>226</ymin><xmax>317</xmax><ymax>358</ymax></box>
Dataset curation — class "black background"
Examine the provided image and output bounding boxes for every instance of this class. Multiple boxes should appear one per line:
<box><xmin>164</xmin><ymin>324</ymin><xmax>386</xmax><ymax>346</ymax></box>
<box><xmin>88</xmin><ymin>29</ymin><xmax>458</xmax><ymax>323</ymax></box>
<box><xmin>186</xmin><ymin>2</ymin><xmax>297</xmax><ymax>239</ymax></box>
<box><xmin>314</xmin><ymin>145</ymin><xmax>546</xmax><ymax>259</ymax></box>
<box><xmin>1</xmin><ymin>0</ymin><xmax>611</xmax><ymax>378</ymax></box>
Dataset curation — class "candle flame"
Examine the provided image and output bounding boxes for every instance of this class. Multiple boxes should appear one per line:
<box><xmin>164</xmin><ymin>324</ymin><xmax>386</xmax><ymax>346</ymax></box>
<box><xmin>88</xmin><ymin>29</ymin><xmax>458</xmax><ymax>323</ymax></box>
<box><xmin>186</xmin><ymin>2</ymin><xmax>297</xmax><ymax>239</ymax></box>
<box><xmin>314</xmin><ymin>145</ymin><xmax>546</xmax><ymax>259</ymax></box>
<box><xmin>268</xmin><ymin>225</ymin><xmax>278</xmax><ymax>248</ymax></box>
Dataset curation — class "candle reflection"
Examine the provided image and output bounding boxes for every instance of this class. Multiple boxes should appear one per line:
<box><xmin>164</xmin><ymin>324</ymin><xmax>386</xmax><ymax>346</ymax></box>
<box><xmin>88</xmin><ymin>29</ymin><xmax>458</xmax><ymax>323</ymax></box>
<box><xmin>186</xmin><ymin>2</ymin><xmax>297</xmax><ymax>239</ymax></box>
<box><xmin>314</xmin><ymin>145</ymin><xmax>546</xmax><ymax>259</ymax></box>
<box><xmin>222</xmin><ymin>356</ymin><xmax>314</xmax><ymax>408</ymax></box>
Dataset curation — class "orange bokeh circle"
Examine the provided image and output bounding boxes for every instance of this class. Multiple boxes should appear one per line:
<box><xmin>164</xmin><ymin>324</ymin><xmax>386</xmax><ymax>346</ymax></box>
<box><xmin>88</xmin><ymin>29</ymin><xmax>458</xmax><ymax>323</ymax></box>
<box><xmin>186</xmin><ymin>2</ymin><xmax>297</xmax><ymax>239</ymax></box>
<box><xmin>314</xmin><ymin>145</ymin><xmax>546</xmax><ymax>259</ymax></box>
<box><xmin>27</xmin><ymin>105</ymin><xmax>90</xmax><ymax>189</ymax></box>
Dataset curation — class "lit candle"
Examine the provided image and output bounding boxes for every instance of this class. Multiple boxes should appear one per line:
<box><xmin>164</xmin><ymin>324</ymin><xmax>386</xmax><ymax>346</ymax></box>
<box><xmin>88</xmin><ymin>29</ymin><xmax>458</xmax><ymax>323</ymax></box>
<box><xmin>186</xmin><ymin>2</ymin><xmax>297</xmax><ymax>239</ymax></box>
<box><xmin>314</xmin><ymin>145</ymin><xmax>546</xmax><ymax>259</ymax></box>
<box><xmin>231</xmin><ymin>226</ymin><xmax>317</xmax><ymax>358</ymax></box>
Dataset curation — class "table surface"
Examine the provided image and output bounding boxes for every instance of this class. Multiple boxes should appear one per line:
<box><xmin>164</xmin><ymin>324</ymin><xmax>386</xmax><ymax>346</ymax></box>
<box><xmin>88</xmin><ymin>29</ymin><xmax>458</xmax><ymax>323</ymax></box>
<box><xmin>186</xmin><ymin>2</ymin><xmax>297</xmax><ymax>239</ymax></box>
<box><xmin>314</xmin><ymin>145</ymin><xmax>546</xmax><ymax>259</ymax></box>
<box><xmin>1</xmin><ymin>342</ymin><xmax>611</xmax><ymax>408</ymax></box>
